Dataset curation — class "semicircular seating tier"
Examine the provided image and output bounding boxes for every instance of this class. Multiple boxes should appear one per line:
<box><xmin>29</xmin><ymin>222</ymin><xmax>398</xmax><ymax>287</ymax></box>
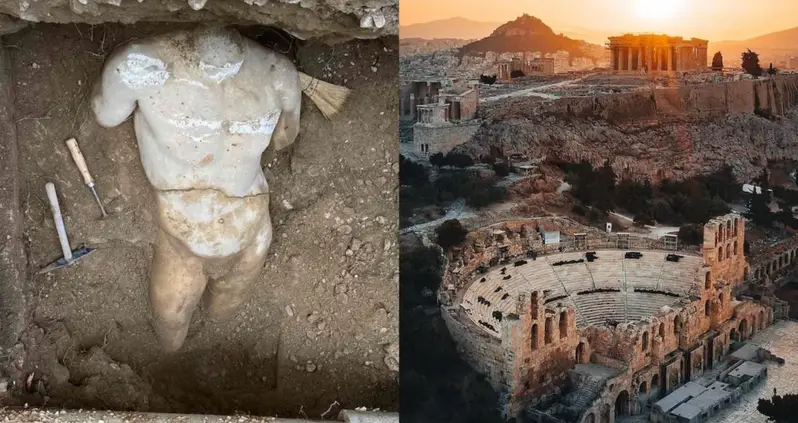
<box><xmin>460</xmin><ymin>249</ymin><xmax>702</xmax><ymax>338</ymax></box>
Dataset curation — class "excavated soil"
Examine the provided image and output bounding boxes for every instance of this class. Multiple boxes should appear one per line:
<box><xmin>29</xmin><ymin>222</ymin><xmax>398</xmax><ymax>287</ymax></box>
<box><xmin>4</xmin><ymin>23</ymin><xmax>398</xmax><ymax>418</ymax></box>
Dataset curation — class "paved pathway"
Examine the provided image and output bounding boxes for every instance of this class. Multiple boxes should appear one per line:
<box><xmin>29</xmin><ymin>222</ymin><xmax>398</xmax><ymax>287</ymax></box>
<box><xmin>712</xmin><ymin>320</ymin><xmax>798</xmax><ymax>423</ymax></box>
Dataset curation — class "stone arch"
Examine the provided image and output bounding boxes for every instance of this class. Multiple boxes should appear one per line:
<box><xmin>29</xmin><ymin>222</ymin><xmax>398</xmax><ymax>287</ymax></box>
<box><xmin>734</xmin><ymin>218</ymin><xmax>738</xmax><ymax>236</ymax></box>
<box><xmin>615</xmin><ymin>390</ymin><xmax>630</xmax><ymax>417</ymax></box>
<box><xmin>559</xmin><ymin>311</ymin><xmax>568</xmax><ymax>339</ymax></box>
<box><xmin>730</xmin><ymin>327</ymin><xmax>738</xmax><ymax>342</ymax></box>
<box><xmin>584</xmin><ymin>412</ymin><xmax>595</xmax><ymax>423</ymax></box>
<box><xmin>674</xmin><ymin>315</ymin><xmax>682</xmax><ymax>334</ymax></box>
<box><xmin>642</xmin><ymin>331</ymin><xmax>649</xmax><ymax>351</ymax></box>
<box><xmin>734</xmin><ymin>240</ymin><xmax>738</xmax><ymax>255</ymax></box>
<box><xmin>545</xmin><ymin>317</ymin><xmax>553</xmax><ymax>344</ymax></box>
<box><xmin>705</xmin><ymin>300</ymin><xmax>710</xmax><ymax>316</ymax></box>
<box><xmin>705</xmin><ymin>271</ymin><xmax>711</xmax><ymax>289</ymax></box>
<box><xmin>752</xmin><ymin>316</ymin><xmax>757</xmax><ymax>335</ymax></box>
<box><xmin>726</xmin><ymin>220</ymin><xmax>731</xmax><ymax>237</ymax></box>
<box><xmin>600</xmin><ymin>404</ymin><xmax>610</xmax><ymax>423</ymax></box>
<box><xmin>760</xmin><ymin>310</ymin><xmax>765</xmax><ymax>329</ymax></box>
<box><xmin>739</xmin><ymin>319</ymin><xmax>748</xmax><ymax>340</ymax></box>
<box><xmin>719</xmin><ymin>292</ymin><xmax>724</xmax><ymax>306</ymax></box>
<box><xmin>658</xmin><ymin>322</ymin><xmax>665</xmax><ymax>340</ymax></box>
<box><xmin>639</xmin><ymin>381</ymin><xmax>647</xmax><ymax>394</ymax></box>
<box><xmin>726</xmin><ymin>243</ymin><xmax>731</xmax><ymax>259</ymax></box>
<box><xmin>651</xmin><ymin>374</ymin><xmax>659</xmax><ymax>391</ymax></box>
<box><xmin>718</xmin><ymin>246</ymin><xmax>723</xmax><ymax>262</ymax></box>
<box><xmin>531</xmin><ymin>324</ymin><xmax>538</xmax><ymax>350</ymax></box>
<box><xmin>576</xmin><ymin>342</ymin><xmax>586</xmax><ymax>364</ymax></box>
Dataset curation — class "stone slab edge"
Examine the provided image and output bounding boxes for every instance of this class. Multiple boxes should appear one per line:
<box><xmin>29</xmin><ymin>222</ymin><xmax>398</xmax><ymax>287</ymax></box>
<box><xmin>0</xmin><ymin>408</ymin><xmax>400</xmax><ymax>422</ymax></box>
<box><xmin>0</xmin><ymin>41</ymin><xmax>26</xmax><ymax>377</ymax></box>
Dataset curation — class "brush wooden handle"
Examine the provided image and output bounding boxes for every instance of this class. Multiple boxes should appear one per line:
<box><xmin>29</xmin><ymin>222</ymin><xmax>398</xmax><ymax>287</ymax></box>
<box><xmin>45</xmin><ymin>182</ymin><xmax>72</xmax><ymax>261</ymax></box>
<box><xmin>65</xmin><ymin>138</ymin><xmax>94</xmax><ymax>186</ymax></box>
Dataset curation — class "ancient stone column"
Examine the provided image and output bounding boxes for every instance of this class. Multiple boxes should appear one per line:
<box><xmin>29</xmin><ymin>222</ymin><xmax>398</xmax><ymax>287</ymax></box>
<box><xmin>400</xmin><ymin>95</ymin><xmax>405</xmax><ymax>118</ymax></box>
<box><xmin>409</xmin><ymin>93</ymin><xmax>416</xmax><ymax>119</ymax></box>
<box><xmin>627</xmin><ymin>46</ymin><xmax>633</xmax><ymax>71</ymax></box>
<box><xmin>667</xmin><ymin>46</ymin><xmax>673</xmax><ymax>72</ymax></box>
<box><xmin>638</xmin><ymin>47</ymin><xmax>644</xmax><ymax>71</ymax></box>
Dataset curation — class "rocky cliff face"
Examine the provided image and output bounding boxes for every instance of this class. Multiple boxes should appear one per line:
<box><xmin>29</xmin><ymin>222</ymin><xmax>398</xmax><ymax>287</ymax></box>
<box><xmin>458</xmin><ymin>74</ymin><xmax>798</xmax><ymax>183</ymax></box>
<box><xmin>0</xmin><ymin>0</ymin><xmax>397</xmax><ymax>40</ymax></box>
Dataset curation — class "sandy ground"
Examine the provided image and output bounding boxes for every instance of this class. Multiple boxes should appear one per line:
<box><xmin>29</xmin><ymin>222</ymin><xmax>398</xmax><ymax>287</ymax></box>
<box><xmin>4</xmin><ymin>24</ymin><xmax>398</xmax><ymax>418</ymax></box>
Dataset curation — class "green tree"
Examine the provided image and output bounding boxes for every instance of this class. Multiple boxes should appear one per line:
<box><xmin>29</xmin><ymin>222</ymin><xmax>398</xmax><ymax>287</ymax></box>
<box><xmin>768</xmin><ymin>63</ymin><xmax>778</xmax><ymax>75</ymax></box>
<box><xmin>678</xmin><ymin>224</ymin><xmax>704</xmax><ymax>245</ymax></box>
<box><xmin>747</xmin><ymin>168</ymin><xmax>773</xmax><ymax>227</ymax></box>
<box><xmin>429</xmin><ymin>152</ymin><xmax>445</xmax><ymax>167</ymax></box>
<box><xmin>757</xmin><ymin>393</ymin><xmax>798</xmax><ymax>423</ymax></box>
<box><xmin>443</xmin><ymin>152</ymin><xmax>474</xmax><ymax>168</ymax></box>
<box><xmin>479</xmin><ymin>74</ymin><xmax>498</xmax><ymax>85</ymax></box>
<box><xmin>435</xmin><ymin>219</ymin><xmax>468</xmax><ymax>250</ymax></box>
<box><xmin>492</xmin><ymin>161</ymin><xmax>512</xmax><ymax>177</ymax></box>
<box><xmin>742</xmin><ymin>49</ymin><xmax>763</xmax><ymax>77</ymax></box>
<box><xmin>711</xmin><ymin>51</ymin><xmax>724</xmax><ymax>70</ymax></box>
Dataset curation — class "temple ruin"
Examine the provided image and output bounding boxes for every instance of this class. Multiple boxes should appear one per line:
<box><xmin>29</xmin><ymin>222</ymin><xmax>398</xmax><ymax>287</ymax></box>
<box><xmin>438</xmin><ymin>214</ymin><xmax>789</xmax><ymax>423</ymax></box>
<box><xmin>607</xmin><ymin>34</ymin><xmax>708</xmax><ymax>74</ymax></box>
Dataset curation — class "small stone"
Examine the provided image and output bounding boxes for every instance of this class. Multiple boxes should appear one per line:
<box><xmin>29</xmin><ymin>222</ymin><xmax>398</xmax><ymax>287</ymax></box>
<box><xmin>350</xmin><ymin>238</ymin><xmax>362</xmax><ymax>251</ymax></box>
<box><xmin>337</xmin><ymin>225</ymin><xmax>352</xmax><ymax>235</ymax></box>
<box><xmin>371</xmin><ymin>66</ymin><xmax>378</xmax><ymax>73</ymax></box>
<box><xmin>307</xmin><ymin>313</ymin><xmax>319</xmax><ymax>324</ymax></box>
<box><xmin>383</xmin><ymin>239</ymin><xmax>391</xmax><ymax>251</ymax></box>
<box><xmin>290</xmin><ymin>355</ymin><xmax>298</xmax><ymax>363</ymax></box>
<box><xmin>318</xmin><ymin>321</ymin><xmax>327</xmax><ymax>331</ymax></box>
<box><xmin>375</xmin><ymin>216</ymin><xmax>387</xmax><ymax>225</ymax></box>
<box><xmin>334</xmin><ymin>284</ymin><xmax>348</xmax><ymax>294</ymax></box>
<box><xmin>306</xmin><ymin>330</ymin><xmax>316</xmax><ymax>339</ymax></box>
<box><xmin>306</xmin><ymin>363</ymin><xmax>317</xmax><ymax>372</ymax></box>
<box><xmin>285</xmin><ymin>305</ymin><xmax>294</xmax><ymax>317</ymax></box>
<box><xmin>345</xmin><ymin>249</ymin><xmax>354</xmax><ymax>256</ymax></box>
<box><xmin>282</xmin><ymin>199</ymin><xmax>294</xmax><ymax>210</ymax></box>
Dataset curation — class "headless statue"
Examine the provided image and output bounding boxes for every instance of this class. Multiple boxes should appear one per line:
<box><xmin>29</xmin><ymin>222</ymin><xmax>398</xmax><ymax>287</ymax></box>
<box><xmin>92</xmin><ymin>26</ymin><xmax>301</xmax><ymax>352</ymax></box>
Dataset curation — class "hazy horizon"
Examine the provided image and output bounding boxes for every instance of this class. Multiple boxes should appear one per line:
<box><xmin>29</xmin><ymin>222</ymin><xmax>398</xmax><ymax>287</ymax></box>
<box><xmin>400</xmin><ymin>0</ymin><xmax>798</xmax><ymax>42</ymax></box>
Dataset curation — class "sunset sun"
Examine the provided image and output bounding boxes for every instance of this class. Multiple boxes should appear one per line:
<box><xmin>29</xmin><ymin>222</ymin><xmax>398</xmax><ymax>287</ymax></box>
<box><xmin>633</xmin><ymin>0</ymin><xmax>683</xmax><ymax>21</ymax></box>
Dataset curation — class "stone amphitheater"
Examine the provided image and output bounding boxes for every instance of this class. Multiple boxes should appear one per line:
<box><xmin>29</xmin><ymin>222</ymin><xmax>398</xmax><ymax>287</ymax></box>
<box><xmin>438</xmin><ymin>213</ymin><xmax>790</xmax><ymax>423</ymax></box>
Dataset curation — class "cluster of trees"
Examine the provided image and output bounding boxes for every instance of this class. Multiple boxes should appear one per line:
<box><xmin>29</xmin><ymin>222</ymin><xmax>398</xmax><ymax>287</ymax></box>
<box><xmin>746</xmin><ymin>168</ymin><xmax>798</xmax><ymax>230</ymax></box>
<box><xmin>399</xmin><ymin>155</ymin><xmax>508</xmax><ymax>225</ymax></box>
<box><xmin>429</xmin><ymin>152</ymin><xmax>474</xmax><ymax>168</ymax></box>
<box><xmin>711</xmin><ymin>51</ymin><xmax>723</xmax><ymax>70</ymax></box>
<box><xmin>742</xmin><ymin>49</ymin><xmax>778</xmax><ymax>77</ymax></box>
<box><xmin>562</xmin><ymin>161</ymin><xmax>740</xmax><ymax>237</ymax></box>
<box><xmin>757</xmin><ymin>393</ymin><xmax>798</xmax><ymax>423</ymax></box>
<box><xmin>479</xmin><ymin>74</ymin><xmax>498</xmax><ymax>85</ymax></box>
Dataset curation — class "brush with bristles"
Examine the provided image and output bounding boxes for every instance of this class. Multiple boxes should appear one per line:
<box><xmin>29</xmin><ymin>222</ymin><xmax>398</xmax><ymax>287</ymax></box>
<box><xmin>298</xmin><ymin>71</ymin><xmax>351</xmax><ymax>119</ymax></box>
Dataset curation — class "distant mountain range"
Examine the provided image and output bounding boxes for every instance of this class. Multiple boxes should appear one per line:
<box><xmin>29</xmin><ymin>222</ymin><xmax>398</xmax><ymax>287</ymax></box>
<box><xmin>400</xmin><ymin>17</ymin><xmax>502</xmax><ymax>40</ymax></box>
<box><xmin>458</xmin><ymin>14</ymin><xmax>605</xmax><ymax>60</ymax></box>
<box><xmin>710</xmin><ymin>26</ymin><xmax>798</xmax><ymax>66</ymax></box>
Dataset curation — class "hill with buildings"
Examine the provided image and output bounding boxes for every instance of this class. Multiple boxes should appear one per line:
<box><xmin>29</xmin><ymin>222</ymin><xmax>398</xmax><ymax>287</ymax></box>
<box><xmin>457</xmin><ymin>14</ymin><xmax>603</xmax><ymax>60</ymax></box>
<box><xmin>400</xmin><ymin>17</ymin><xmax>501</xmax><ymax>40</ymax></box>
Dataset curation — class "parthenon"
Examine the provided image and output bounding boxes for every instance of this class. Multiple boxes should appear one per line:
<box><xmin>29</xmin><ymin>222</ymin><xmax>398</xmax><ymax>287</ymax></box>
<box><xmin>607</xmin><ymin>34</ymin><xmax>708</xmax><ymax>74</ymax></box>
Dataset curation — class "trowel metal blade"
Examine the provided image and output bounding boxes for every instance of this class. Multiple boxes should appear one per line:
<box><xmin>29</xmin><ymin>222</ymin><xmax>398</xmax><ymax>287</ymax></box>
<box><xmin>37</xmin><ymin>246</ymin><xmax>95</xmax><ymax>274</ymax></box>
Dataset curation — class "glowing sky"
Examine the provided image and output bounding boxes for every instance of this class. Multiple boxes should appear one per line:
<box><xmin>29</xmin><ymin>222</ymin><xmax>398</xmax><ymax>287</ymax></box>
<box><xmin>400</xmin><ymin>0</ymin><xmax>798</xmax><ymax>42</ymax></box>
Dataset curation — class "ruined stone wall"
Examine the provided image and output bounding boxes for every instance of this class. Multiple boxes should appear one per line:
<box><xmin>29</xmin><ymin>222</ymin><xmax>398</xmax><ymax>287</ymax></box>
<box><xmin>464</xmin><ymin>75</ymin><xmax>798</xmax><ymax>183</ymax></box>
<box><xmin>459</xmin><ymin>89</ymin><xmax>479</xmax><ymax>121</ymax></box>
<box><xmin>413</xmin><ymin>121</ymin><xmax>481</xmax><ymax>156</ymax></box>
<box><xmin>526</xmin><ymin>75</ymin><xmax>798</xmax><ymax>123</ymax></box>
<box><xmin>441</xmin><ymin>306</ymin><xmax>508</xmax><ymax>393</ymax></box>
<box><xmin>505</xmin><ymin>295</ymin><xmax>581</xmax><ymax>414</ymax></box>
<box><xmin>749</xmin><ymin>233</ymin><xmax>798</xmax><ymax>286</ymax></box>
<box><xmin>702</xmin><ymin>214</ymin><xmax>747</xmax><ymax>289</ymax></box>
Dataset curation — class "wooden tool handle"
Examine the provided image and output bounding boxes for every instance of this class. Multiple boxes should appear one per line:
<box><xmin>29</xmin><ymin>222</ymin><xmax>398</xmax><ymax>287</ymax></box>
<box><xmin>65</xmin><ymin>138</ymin><xmax>94</xmax><ymax>186</ymax></box>
<box><xmin>45</xmin><ymin>182</ymin><xmax>72</xmax><ymax>261</ymax></box>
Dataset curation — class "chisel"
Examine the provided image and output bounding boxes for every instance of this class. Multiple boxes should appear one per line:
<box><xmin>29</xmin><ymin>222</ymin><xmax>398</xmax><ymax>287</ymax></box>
<box><xmin>65</xmin><ymin>138</ymin><xmax>107</xmax><ymax>218</ymax></box>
